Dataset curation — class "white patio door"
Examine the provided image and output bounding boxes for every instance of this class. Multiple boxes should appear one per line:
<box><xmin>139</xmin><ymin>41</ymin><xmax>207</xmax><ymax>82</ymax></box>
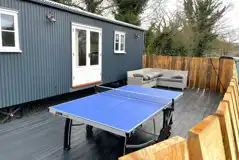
<box><xmin>72</xmin><ymin>23</ymin><xmax>102</xmax><ymax>88</ymax></box>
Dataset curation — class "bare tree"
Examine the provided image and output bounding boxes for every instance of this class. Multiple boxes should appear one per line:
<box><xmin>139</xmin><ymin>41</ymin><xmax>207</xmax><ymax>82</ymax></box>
<box><xmin>72</xmin><ymin>0</ymin><xmax>115</xmax><ymax>14</ymax></box>
<box><xmin>140</xmin><ymin>0</ymin><xmax>166</xmax><ymax>23</ymax></box>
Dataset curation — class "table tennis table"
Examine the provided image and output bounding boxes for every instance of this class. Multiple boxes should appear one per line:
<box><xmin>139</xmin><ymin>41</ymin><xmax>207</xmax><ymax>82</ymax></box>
<box><xmin>49</xmin><ymin>85</ymin><xmax>183</xmax><ymax>155</ymax></box>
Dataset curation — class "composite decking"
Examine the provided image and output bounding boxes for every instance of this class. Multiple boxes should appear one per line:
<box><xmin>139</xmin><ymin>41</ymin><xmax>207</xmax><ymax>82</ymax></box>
<box><xmin>0</xmin><ymin>88</ymin><xmax>222</xmax><ymax>160</ymax></box>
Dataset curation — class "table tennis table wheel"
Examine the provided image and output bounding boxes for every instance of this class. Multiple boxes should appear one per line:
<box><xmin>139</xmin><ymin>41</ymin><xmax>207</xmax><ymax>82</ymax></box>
<box><xmin>167</xmin><ymin>130</ymin><xmax>172</xmax><ymax>138</ymax></box>
<box><xmin>86</xmin><ymin>125</ymin><xmax>93</xmax><ymax>138</ymax></box>
<box><xmin>166</xmin><ymin>126</ymin><xmax>172</xmax><ymax>138</ymax></box>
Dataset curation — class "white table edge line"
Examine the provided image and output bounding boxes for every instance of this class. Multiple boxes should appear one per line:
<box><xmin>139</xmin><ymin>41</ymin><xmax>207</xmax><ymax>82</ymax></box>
<box><xmin>49</xmin><ymin>108</ymin><xmax>129</xmax><ymax>137</ymax></box>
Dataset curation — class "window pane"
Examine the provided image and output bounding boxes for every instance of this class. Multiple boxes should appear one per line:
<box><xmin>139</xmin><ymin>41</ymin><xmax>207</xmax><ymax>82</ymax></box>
<box><xmin>1</xmin><ymin>14</ymin><xmax>14</xmax><ymax>31</ymax></box>
<box><xmin>120</xmin><ymin>34</ymin><xmax>125</xmax><ymax>51</ymax></box>
<box><xmin>115</xmin><ymin>42</ymin><xmax>119</xmax><ymax>51</ymax></box>
<box><xmin>90</xmin><ymin>31</ymin><xmax>99</xmax><ymax>65</ymax></box>
<box><xmin>115</xmin><ymin>34</ymin><xmax>119</xmax><ymax>42</ymax></box>
<box><xmin>120</xmin><ymin>43</ymin><xmax>124</xmax><ymax>51</ymax></box>
<box><xmin>2</xmin><ymin>31</ymin><xmax>15</xmax><ymax>47</ymax></box>
<box><xmin>76</xmin><ymin>29</ymin><xmax>86</xmax><ymax>66</ymax></box>
<box><xmin>120</xmin><ymin>35</ymin><xmax>124</xmax><ymax>43</ymax></box>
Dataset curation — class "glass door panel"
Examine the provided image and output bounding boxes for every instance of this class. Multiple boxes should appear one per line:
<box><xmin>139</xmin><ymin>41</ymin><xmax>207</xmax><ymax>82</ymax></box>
<box><xmin>76</xmin><ymin>29</ymin><xmax>87</xmax><ymax>66</ymax></box>
<box><xmin>90</xmin><ymin>31</ymin><xmax>99</xmax><ymax>65</ymax></box>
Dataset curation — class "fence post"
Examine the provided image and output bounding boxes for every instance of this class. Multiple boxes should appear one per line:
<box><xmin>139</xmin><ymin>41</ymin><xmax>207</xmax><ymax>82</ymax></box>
<box><xmin>188</xmin><ymin>115</ymin><xmax>226</xmax><ymax>160</ymax></box>
<box><xmin>216</xmin><ymin>101</ymin><xmax>238</xmax><ymax>159</ymax></box>
<box><xmin>119</xmin><ymin>136</ymin><xmax>189</xmax><ymax>160</ymax></box>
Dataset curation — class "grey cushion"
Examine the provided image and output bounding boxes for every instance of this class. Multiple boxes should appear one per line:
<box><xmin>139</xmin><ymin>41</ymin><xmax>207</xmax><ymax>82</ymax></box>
<box><xmin>157</xmin><ymin>77</ymin><xmax>171</xmax><ymax>81</ymax></box>
<box><xmin>168</xmin><ymin>79</ymin><xmax>183</xmax><ymax>83</ymax></box>
<box><xmin>146</xmin><ymin>72</ymin><xmax>163</xmax><ymax>79</ymax></box>
<box><xmin>151</xmin><ymin>72</ymin><xmax>163</xmax><ymax>78</ymax></box>
<box><xmin>133</xmin><ymin>73</ymin><xmax>149</xmax><ymax>80</ymax></box>
<box><xmin>171</xmin><ymin>74</ymin><xmax>184</xmax><ymax>79</ymax></box>
<box><xmin>143</xmin><ymin>78</ymin><xmax>155</xmax><ymax>83</ymax></box>
<box><xmin>145</xmin><ymin>73</ymin><xmax>155</xmax><ymax>79</ymax></box>
<box><xmin>158</xmin><ymin>77</ymin><xmax>183</xmax><ymax>83</ymax></box>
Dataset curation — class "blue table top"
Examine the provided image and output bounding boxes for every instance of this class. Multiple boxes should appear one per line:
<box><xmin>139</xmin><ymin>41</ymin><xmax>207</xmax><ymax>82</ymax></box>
<box><xmin>51</xmin><ymin>85</ymin><xmax>182</xmax><ymax>133</ymax></box>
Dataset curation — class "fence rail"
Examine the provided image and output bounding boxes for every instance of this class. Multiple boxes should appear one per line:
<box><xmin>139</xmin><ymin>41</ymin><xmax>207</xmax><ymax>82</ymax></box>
<box><xmin>143</xmin><ymin>55</ymin><xmax>235</xmax><ymax>93</ymax></box>
<box><xmin>119</xmin><ymin>58</ymin><xmax>239</xmax><ymax>160</ymax></box>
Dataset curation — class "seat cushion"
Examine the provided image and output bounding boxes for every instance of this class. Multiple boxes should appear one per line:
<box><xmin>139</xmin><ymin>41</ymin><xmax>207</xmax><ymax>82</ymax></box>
<box><xmin>143</xmin><ymin>78</ymin><xmax>155</xmax><ymax>83</ymax></box>
<box><xmin>157</xmin><ymin>77</ymin><xmax>171</xmax><ymax>81</ymax></box>
<box><xmin>168</xmin><ymin>79</ymin><xmax>183</xmax><ymax>83</ymax></box>
<box><xmin>157</xmin><ymin>77</ymin><xmax>183</xmax><ymax>83</ymax></box>
<box><xmin>146</xmin><ymin>72</ymin><xmax>163</xmax><ymax>79</ymax></box>
<box><xmin>171</xmin><ymin>74</ymin><xmax>184</xmax><ymax>79</ymax></box>
<box><xmin>133</xmin><ymin>73</ymin><xmax>149</xmax><ymax>80</ymax></box>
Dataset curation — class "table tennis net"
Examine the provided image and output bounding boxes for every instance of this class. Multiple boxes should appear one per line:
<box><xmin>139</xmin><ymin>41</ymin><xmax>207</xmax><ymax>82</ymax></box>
<box><xmin>95</xmin><ymin>86</ymin><xmax>173</xmax><ymax>105</ymax></box>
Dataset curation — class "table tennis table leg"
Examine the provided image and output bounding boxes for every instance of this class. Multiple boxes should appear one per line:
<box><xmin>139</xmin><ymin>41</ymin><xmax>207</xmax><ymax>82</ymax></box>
<box><xmin>158</xmin><ymin>99</ymin><xmax>174</xmax><ymax>141</ymax></box>
<box><xmin>169</xmin><ymin>99</ymin><xmax>174</xmax><ymax>125</ymax></box>
<box><xmin>86</xmin><ymin>125</ymin><xmax>93</xmax><ymax>137</ymax></box>
<box><xmin>123</xmin><ymin>135</ymin><xmax>128</xmax><ymax>155</ymax></box>
<box><xmin>64</xmin><ymin>118</ymin><xmax>72</xmax><ymax>150</ymax></box>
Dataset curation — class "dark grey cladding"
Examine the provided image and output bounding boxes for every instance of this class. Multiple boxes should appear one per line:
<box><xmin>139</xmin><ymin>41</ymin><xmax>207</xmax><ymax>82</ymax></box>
<box><xmin>0</xmin><ymin>0</ymin><xmax>144</xmax><ymax>108</ymax></box>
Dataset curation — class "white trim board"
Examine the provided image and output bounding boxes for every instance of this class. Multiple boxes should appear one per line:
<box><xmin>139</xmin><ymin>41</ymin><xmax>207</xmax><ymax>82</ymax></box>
<box><xmin>26</xmin><ymin>0</ymin><xmax>146</xmax><ymax>31</ymax></box>
<box><xmin>0</xmin><ymin>7</ymin><xmax>21</xmax><ymax>53</ymax></box>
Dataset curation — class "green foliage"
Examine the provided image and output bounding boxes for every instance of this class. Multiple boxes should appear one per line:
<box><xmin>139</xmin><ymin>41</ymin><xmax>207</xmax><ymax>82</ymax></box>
<box><xmin>83</xmin><ymin>0</ymin><xmax>104</xmax><ymax>14</ymax></box>
<box><xmin>52</xmin><ymin>0</ymin><xmax>104</xmax><ymax>14</ymax></box>
<box><xmin>184</xmin><ymin>0</ymin><xmax>228</xmax><ymax>57</ymax></box>
<box><xmin>113</xmin><ymin>0</ymin><xmax>149</xmax><ymax>26</ymax></box>
<box><xmin>144</xmin><ymin>23</ymin><xmax>156</xmax><ymax>54</ymax></box>
<box><xmin>210</xmin><ymin>39</ymin><xmax>239</xmax><ymax>56</ymax></box>
<box><xmin>52</xmin><ymin>0</ymin><xmax>72</xmax><ymax>5</ymax></box>
<box><xmin>145</xmin><ymin>0</ymin><xmax>229</xmax><ymax>57</ymax></box>
<box><xmin>145</xmin><ymin>14</ymin><xmax>190</xmax><ymax>56</ymax></box>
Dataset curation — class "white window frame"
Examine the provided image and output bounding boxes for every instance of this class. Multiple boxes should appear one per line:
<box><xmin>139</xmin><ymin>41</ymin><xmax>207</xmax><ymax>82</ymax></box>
<box><xmin>0</xmin><ymin>8</ymin><xmax>21</xmax><ymax>53</ymax></box>
<box><xmin>114</xmin><ymin>31</ymin><xmax>126</xmax><ymax>54</ymax></box>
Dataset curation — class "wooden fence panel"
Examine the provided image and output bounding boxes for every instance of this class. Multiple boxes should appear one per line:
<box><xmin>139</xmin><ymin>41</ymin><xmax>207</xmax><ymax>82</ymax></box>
<box><xmin>119</xmin><ymin>136</ymin><xmax>189</xmax><ymax>160</ymax></box>
<box><xmin>185</xmin><ymin>57</ymin><xmax>191</xmax><ymax>87</ymax></box>
<box><xmin>227</xmin><ymin>86</ymin><xmax>239</xmax><ymax>131</ymax></box>
<box><xmin>216</xmin><ymin>101</ymin><xmax>238</xmax><ymax>160</ymax></box>
<box><xmin>188</xmin><ymin>58</ymin><xmax>195</xmax><ymax>88</ymax></box>
<box><xmin>231</xmin><ymin>79</ymin><xmax>239</xmax><ymax>109</ymax></box>
<box><xmin>230</xmin><ymin>80</ymin><xmax>239</xmax><ymax>112</ymax></box>
<box><xmin>188</xmin><ymin>115</ymin><xmax>226</xmax><ymax>160</ymax></box>
<box><xmin>223</xmin><ymin>93</ymin><xmax>239</xmax><ymax>152</ymax></box>
<box><xmin>199</xmin><ymin>58</ymin><xmax>207</xmax><ymax>89</ymax></box>
<box><xmin>209</xmin><ymin>58</ymin><xmax>219</xmax><ymax>91</ymax></box>
<box><xmin>143</xmin><ymin>55</ymin><xmax>146</xmax><ymax>68</ymax></box>
<box><xmin>143</xmin><ymin>55</ymin><xmax>235</xmax><ymax>93</ymax></box>
<box><xmin>219</xmin><ymin>59</ymin><xmax>234</xmax><ymax>93</ymax></box>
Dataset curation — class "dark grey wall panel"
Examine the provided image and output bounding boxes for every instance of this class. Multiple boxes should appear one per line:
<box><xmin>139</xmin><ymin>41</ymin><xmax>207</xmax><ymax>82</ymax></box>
<box><xmin>0</xmin><ymin>0</ymin><xmax>144</xmax><ymax>108</ymax></box>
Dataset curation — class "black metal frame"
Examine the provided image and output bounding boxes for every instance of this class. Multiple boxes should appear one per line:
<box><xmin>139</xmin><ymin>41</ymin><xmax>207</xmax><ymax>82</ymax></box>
<box><xmin>158</xmin><ymin>99</ymin><xmax>174</xmax><ymax>141</ymax></box>
<box><xmin>63</xmin><ymin>118</ymin><xmax>85</xmax><ymax>150</ymax></box>
<box><xmin>0</xmin><ymin>106</ymin><xmax>23</xmax><ymax>123</ymax></box>
<box><xmin>123</xmin><ymin>99</ymin><xmax>175</xmax><ymax>155</ymax></box>
<box><xmin>64</xmin><ymin>118</ymin><xmax>72</xmax><ymax>150</ymax></box>
<box><xmin>63</xmin><ymin>99</ymin><xmax>175</xmax><ymax>155</ymax></box>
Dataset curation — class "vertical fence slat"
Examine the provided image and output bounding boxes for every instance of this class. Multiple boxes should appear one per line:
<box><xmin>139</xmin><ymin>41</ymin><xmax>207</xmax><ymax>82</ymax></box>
<box><xmin>214</xmin><ymin>58</ymin><xmax>219</xmax><ymax>91</ymax></box>
<box><xmin>188</xmin><ymin>116</ymin><xmax>226</xmax><ymax>160</ymax></box>
<box><xmin>119</xmin><ymin>136</ymin><xmax>189</xmax><ymax>160</ymax></box>
<box><xmin>198</xmin><ymin>58</ymin><xmax>203</xmax><ymax>88</ymax></box>
<box><xmin>227</xmin><ymin>86</ymin><xmax>239</xmax><ymax>131</ymax></box>
<box><xmin>223</xmin><ymin>93</ymin><xmax>239</xmax><ymax>152</ymax></box>
<box><xmin>216</xmin><ymin>101</ymin><xmax>238</xmax><ymax>160</ymax></box>
<box><xmin>201</xmin><ymin>58</ymin><xmax>208</xmax><ymax>89</ymax></box>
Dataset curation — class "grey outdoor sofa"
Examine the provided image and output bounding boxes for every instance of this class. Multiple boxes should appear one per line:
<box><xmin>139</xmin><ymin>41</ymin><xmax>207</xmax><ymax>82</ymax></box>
<box><xmin>127</xmin><ymin>68</ymin><xmax>188</xmax><ymax>90</ymax></box>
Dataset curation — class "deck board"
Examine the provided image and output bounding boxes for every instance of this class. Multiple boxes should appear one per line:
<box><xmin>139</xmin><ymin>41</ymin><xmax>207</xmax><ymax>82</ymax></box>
<box><xmin>0</xmin><ymin>88</ymin><xmax>222</xmax><ymax>160</ymax></box>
